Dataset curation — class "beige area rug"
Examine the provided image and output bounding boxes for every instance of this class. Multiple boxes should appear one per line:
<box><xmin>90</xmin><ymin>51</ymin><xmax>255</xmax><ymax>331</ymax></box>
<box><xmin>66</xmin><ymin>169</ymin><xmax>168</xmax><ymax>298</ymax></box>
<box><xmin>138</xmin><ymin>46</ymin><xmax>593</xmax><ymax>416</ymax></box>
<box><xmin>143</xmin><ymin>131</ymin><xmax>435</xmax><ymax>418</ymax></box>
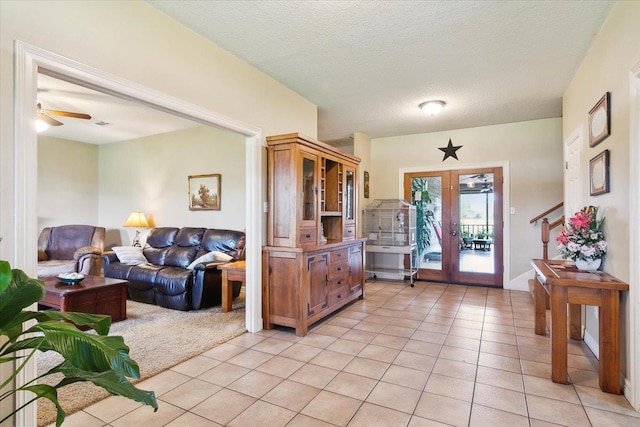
<box><xmin>36</xmin><ymin>298</ymin><xmax>247</xmax><ymax>426</ymax></box>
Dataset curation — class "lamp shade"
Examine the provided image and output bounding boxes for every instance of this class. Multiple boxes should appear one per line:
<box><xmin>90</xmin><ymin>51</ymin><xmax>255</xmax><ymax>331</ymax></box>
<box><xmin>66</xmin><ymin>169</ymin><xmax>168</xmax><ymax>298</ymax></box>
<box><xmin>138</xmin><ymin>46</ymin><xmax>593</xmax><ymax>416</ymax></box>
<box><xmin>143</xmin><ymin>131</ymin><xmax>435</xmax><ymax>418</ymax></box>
<box><xmin>419</xmin><ymin>100</ymin><xmax>446</xmax><ymax>116</ymax></box>
<box><xmin>123</xmin><ymin>211</ymin><xmax>149</xmax><ymax>228</ymax></box>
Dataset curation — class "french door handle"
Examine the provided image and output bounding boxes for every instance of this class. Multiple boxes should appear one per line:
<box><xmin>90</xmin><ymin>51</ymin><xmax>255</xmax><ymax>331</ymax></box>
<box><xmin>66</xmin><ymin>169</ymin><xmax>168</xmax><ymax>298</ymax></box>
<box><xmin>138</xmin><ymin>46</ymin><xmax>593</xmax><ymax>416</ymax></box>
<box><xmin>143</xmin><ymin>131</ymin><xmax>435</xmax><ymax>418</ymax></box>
<box><xmin>451</xmin><ymin>222</ymin><xmax>458</xmax><ymax>237</ymax></box>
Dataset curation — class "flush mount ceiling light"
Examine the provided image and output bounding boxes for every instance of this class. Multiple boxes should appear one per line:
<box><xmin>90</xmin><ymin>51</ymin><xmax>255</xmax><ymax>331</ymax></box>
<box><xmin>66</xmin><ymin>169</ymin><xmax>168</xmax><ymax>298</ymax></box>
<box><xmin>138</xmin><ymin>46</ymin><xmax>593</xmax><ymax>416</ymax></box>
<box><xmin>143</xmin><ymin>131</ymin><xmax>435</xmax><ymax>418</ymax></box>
<box><xmin>419</xmin><ymin>100</ymin><xmax>446</xmax><ymax>116</ymax></box>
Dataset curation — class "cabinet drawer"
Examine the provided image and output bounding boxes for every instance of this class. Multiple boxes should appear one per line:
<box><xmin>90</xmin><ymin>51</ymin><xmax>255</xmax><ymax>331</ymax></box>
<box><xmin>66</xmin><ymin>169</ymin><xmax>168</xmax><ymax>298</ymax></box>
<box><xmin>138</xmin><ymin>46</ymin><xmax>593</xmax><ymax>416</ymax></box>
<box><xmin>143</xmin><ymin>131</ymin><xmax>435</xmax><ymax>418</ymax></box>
<box><xmin>329</xmin><ymin>261</ymin><xmax>348</xmax><ymax>279</ymax></box>
<box><xmin>328</xmin><ymin>276</ymin><xmax>348</xmax><ymax>292</ymax></box>
<box><xmin>298</xmin><ymin>228</ymin><xmax>316</xmax><ymax>245</ymax></box>
<box><xmin>328</xmin><ymin>287</ymin><xmax>349</xmax><ymax>306</ymax></box>
<box><xmin>343</xmin><ymin>226</ymin><xmax>356</xmax><ymax>240</ymax></box>
<box><xmin>330</xmin><ymin>248</ymin><xmax>348</xmax><ymax>262</ymax></box>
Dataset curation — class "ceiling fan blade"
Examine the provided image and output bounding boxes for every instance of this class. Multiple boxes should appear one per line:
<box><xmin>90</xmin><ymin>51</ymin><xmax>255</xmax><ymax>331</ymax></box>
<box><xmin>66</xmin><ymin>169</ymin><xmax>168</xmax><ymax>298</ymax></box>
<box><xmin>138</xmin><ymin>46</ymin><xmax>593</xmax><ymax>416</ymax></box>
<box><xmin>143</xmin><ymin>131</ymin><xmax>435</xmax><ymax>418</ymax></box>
<box><xmin>42</xmin><ymin>109</ymin><xmax>91</xmax><ymax>120</ymax></box>
<box><xmin>37</xmin><ymin>113</ymin><xmax>63</xmax><ymax>126</ymax></box>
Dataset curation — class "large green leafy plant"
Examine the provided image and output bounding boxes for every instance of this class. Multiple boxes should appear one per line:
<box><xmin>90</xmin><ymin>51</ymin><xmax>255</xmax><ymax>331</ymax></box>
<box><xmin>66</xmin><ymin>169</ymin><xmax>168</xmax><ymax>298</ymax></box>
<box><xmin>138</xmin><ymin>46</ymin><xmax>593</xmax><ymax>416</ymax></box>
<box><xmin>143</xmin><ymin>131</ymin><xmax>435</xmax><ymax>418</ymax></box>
<box><xmin>0</xmin><ymin>260</ymin><xmax>157</xmax><ymax>426</ymax></box>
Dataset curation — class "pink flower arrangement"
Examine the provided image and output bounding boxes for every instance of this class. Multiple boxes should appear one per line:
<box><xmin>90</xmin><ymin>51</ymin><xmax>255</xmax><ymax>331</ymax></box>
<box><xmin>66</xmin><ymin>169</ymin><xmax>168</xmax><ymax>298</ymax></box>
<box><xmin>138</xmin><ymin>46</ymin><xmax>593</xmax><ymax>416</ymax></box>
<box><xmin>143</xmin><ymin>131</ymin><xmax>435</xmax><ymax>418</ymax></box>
<box><xmin>556</xmin><ymin>206</ymin><xmax>607</xmax><ymax>261</ymax></box>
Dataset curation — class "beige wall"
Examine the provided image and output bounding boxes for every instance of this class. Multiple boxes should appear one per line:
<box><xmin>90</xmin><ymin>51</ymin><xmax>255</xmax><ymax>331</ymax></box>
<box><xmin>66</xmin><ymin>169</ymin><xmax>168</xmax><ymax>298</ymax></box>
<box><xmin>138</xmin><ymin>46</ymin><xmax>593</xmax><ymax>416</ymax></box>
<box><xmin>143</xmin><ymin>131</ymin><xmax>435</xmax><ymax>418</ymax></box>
<box><xmin>354</xmin><ymin>132</ymin><xmax>372</xmax><ymax>238</ymax></box>
<box><xmin>38</xmin><ymin>136</ymin><xmax>100</xmax><ymax>229</ymax></box>
<box><xmin>98</xmin><ymin>126</ymin><xmax>246</xmax><ymax>248</ymax></box>
<box><xmin>370</xmin><ymin>118</ymin><xmax>564</xmax><ymax>282</ymax></box>
<box><xmin>562</xmin><ymin>1</ymin><xmax>640</xmax><ymax>386</ymax></box>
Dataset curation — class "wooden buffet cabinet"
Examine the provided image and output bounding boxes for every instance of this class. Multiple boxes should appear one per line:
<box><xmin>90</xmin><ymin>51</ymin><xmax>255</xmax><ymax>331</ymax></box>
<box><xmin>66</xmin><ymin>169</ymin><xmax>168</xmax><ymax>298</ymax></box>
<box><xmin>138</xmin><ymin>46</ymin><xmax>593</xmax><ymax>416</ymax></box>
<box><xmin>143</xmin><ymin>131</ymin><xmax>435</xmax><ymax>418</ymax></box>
<box><xmin>262</xmin><ymin>133</ymin><xmax>365</xmax><ymax>336</ymax></box>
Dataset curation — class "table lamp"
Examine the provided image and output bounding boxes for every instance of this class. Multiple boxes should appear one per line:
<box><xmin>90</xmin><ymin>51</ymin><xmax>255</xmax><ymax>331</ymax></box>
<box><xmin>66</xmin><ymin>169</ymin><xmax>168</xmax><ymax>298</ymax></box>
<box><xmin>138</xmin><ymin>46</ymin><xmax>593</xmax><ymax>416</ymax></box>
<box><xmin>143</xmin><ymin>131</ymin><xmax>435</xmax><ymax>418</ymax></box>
<box><xmin>123</xmin><ymin>211</ymin><xmax>149</xmax><ymax>247</ymax></box>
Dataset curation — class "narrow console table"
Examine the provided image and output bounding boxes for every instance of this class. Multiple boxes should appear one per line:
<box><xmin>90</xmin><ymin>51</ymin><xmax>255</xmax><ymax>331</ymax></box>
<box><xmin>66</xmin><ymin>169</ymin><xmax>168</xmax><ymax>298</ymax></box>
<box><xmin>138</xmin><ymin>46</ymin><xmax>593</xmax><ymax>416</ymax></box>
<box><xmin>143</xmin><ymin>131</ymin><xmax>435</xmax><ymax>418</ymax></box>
<box><xmin>217</xmin><ymin>260</ymin><xmax>246</xmax><ymax>312</ymax></box>
<box><xmin>531</xmin><ymin>259</ymin><xmax>628</xmax><ymax>394</ymax></box>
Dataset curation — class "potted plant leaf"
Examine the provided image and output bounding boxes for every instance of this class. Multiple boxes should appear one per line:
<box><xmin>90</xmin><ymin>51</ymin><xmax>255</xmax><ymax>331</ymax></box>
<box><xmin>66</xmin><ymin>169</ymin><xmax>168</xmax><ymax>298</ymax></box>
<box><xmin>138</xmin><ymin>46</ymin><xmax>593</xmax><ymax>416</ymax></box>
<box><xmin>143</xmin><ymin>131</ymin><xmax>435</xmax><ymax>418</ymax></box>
<box><xmin>0</xmin><ymin>259</ymin><xmax>157</xmax><ymax>426</ymax></box>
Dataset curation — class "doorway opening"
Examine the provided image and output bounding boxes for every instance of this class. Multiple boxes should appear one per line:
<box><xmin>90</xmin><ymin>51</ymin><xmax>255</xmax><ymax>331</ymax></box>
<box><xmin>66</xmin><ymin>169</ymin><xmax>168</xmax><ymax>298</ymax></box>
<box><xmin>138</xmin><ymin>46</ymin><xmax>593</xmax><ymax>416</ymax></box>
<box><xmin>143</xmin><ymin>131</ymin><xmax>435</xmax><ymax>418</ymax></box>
<box><xmin>403</xmin><ymin>167</ymin><xmax>504</xmax><ymax>287</ymax></box>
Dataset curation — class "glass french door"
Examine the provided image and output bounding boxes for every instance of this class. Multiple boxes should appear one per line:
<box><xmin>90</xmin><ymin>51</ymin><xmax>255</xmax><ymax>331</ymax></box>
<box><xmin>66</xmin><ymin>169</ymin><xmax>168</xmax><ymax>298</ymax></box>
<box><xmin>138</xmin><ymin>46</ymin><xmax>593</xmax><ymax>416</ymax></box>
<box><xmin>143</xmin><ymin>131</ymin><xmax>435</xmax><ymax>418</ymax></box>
<box><xmin>403</xmin><ymin>167</ymin><xmax>503</xmax><ymax>287</ymax></box>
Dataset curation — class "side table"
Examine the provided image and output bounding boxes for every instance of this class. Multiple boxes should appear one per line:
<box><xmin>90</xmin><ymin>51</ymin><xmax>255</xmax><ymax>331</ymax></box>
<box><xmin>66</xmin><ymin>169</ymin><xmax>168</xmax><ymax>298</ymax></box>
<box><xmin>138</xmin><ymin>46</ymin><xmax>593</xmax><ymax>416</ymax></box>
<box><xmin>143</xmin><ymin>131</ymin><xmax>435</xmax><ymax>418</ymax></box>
<box><xmin>217</xmin><ymin>260</ymin><xmax>246</xmax><ymax>312</ymax></box>
<box><xmin>531</xmin><ymin>259</ymin><xmax>628</xmax><ymax>394</ymax></box>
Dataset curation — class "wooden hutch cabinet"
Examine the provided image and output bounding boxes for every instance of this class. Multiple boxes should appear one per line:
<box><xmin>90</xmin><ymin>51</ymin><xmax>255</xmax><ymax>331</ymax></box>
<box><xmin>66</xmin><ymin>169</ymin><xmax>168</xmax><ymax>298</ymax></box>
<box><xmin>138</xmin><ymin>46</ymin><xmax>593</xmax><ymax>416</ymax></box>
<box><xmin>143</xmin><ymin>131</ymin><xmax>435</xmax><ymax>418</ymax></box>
<box><xmin>263</xmin><ymin>133</ymin><xmax>365</xmax><ymax>336</ymax></box>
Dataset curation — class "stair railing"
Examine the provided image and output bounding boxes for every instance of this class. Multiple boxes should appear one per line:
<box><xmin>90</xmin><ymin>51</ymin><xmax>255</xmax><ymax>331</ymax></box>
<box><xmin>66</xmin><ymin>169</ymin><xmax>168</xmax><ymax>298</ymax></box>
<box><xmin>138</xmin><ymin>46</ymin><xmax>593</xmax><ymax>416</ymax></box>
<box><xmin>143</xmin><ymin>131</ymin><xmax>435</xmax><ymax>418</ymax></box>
<box><xmin>530</xmin><ymin>202</ymin><xmax>564</xmax><ymax>259</ymax></box>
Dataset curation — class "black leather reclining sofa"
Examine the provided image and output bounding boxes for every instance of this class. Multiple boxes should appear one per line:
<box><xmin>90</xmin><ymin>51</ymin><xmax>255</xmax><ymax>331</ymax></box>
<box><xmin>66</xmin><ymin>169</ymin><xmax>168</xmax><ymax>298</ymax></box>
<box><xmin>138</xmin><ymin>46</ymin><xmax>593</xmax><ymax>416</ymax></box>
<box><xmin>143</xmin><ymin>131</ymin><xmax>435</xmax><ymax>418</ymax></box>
<box><xmin>102</xmin><ymin>227</ymin><xmax>245</xmax><ymax>311</ymax></box>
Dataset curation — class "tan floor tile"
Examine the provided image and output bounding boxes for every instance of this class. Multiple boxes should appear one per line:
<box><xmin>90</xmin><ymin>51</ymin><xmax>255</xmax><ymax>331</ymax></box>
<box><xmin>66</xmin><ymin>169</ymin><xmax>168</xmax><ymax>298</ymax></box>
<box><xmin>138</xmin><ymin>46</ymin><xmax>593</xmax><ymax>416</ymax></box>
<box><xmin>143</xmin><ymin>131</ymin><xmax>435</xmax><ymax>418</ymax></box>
<box><xmin>327</xmin><ymin>338</ymin><xmax>368</xmax><ymax>355</ymax></box>
<box><xmin>480</xmin><ymin>340</ymin><xmax>519</xmax><ymax>358</ymax></box>
<box><xmin>164</xmin><ymin>412</ymin><xmax>223</xmax><ymax>427</ymax></box>
<box><xmin>160</xmin><ymin>378</ymin><xmax>222</xmax><ymax>410</ymax></box>
<box><xmin>48</xmin><ymin>410</ymin><xmax>104</xmax><ymax>427</ymax></box>
<box><xmin>482</xmin><ymin>331</ymin><xmax>517</xmax><ymax>345</ymax></box>
<box><xmin>390</xmin><ymin>317</ymin><xmax>422</xmax><ymax>329</ymax></box>
<box><xmin>343</xmin><ymin>356</ymin><xmax>391</xmax><ymax>380</ymax></box>
<box><xmin>170</xmin><ymin>355</ymin><xmax>222</xmax><ymax>377</ymax></box>
<box><xmin>380</xmin><ymin>365</ymin><xmax>430</xmax><ymax>390</ymax></box>
<box><xmin>191</xmin><ymin>388</ymin><xmax>256</xmax><ymax>425</ymax></box>
<box><xmin>584</xmin><ymin>406</ymin><xmax>640</xmax><ymax>427</ymax></box>
<box><xmin>448</xmin><ymin>326</ymin><xmax>483</xmax><ymax>340</ymax></box>
<box><xmin>473</xmin><ymin>383</ymin><xmax>527</xmax><ymax>416</ymax></box>
<box><xmin>201</xmin><ymin>343</ymin><xmax>247</xmax><ymax>361</ymax></box>
<box><xmin>286</xmin><ymin>413</ymin><xmax>337</xmax><ymax>426</ymax></box>
<box><xmin>444</xmin><ymin>335</ymin><xmax>480</xmax><ymax>351</ymax></box>
<box><xmin>348</xmin><ymin>402</ymin><xmax>412</xmax><ymax>426</ymax></box>
<box><xmin>567</xmin><ymin>353</ymin><xmax>599</xmax><ymax>371</ymax></box>
<box><xmin>408</xmin><ymin>414</ymin><xmax>450</xmax><ymax>426</ymax></box>
<box><xmin>417</xmin><ymin>321</ymin><xmax>450</xmax><ymax>334</ymax></box>
<box><xmin>331</xmin><ymin>315</ymin><xmax>363</xmax><ymax>328</ymax></box>
<box><xmin>575</xmin><ymin>384</ymin><xmax>640</xmax><ymax>417</ymax></box>
<box><xmin>340</xmin><ymin>309</ymin><xmax>370</xmax><ymax>320</ymax></box>
<box><xmin>374</xmin><ymin>308</ymin><xmax>403</xmax><ymax>318</ymax></box>
<box><xmin>278</xmin><ymin>343</ymin><xmax>324</xmax><ymax>362</ymax></box>
<box><xmin>526</xmin><ymin>394</ymin><xmax>591</xmax><ymax>427</ymax></box>
<box><xmin>301</xmin><ymin>390</ymin><xmax>363</xmax><ymax>426</ymax></box>
<box><xmin>523</xmin><ymin>374</ymin><xmax>581</xmax><ymax>404</ymax></box>
<box><xmin>262</xmin><ymin>379</ymin><xmax>321</xmax><ymax>412</ymax></box>
<box><xmin>313</xmin><ymin>323</ymin><xmax>351</xmax><ymax>338</ymax></box>
<box><xmin>340</xmin><ymin>329</ymin><xmax>378</xmax><ymax>343</ymax></box>
<box><xmin>226</xmin><ymin>348</ymin><xmax>274</xmax><ymax>369</ymax></box>
<box><xmin>519</xmin><ymin>346</ymin><xmax>551</xmax><ymax>363</ymax></box>
<box><xmin>414</xmin><ymin>392</ymin><xmax>471</xmax><ymax>427</ymax></box>
<box><xmin>432</xmin><ymin>357</ymin><xmax>477</xmax><ymax>380</ymax></box>
<box><xmin>298</xmin><ymin>333</ymin><xmax>338</xmax><ymax>349</ymax></box>
<box><xmin>310</xmin><ymin>349</ymin><xmax>355</xmax><ymax>370</ymax></box>
<box><xmin>438</xmin><ymin>345</ymin><xmax>480</xmax><ymax>364</ymax></box>
<box><xmin>325</xmin><ymin>371</ymin><xmax>378</xmax><ymax>400</ymax></box>
<box><xmin>357</xmin><ymin>343</ymin><xmax>400</xmax><ymax>362</ymax></box>
<box><xmin>393</xmin><ymin>350</ymin><xmax>436</xmax><ymax>372</ymax></box>
<box><xmin>83</xmin><ymin>395</ymin><xmax>143</xmax><ymax>423</ymax></box>
<box><xmin>381</xmin><ymin>325</ymin><xmax>416</xmax><ymax>338</ymax></box>
<box><xmin>366</xmin><ymin>381</ymin><xmax>422</xmax><ymax>414</ymax></box>
<box><xmin>402</xmin><ymin>339</ymin><xmax>441</xmax><ymax>357</ymax></box>
<box><xmin>478</xmin><ymin>352</ymin><xmax>521</xmax><ymax>373</ymax></box>
<box><xmin>110</xmin><ymin>401</ymin><xmax>184</xmax><ymax>427</ymax></box>
<box><xmin>411</xmin><ymin>330</ymin><xmax>446</xmax><ymax>345</ymax></box>
<box><xmin>469</xmin><ymin>403</ymin><xmax>529</xmax><ymax>427</ymax></box>
<box><xmin>520</xmin><ymin>359</ymin><xmax>551</xmax><ymax>379</ymax></box>
<box><xmin>198</xmin><ymin>361</ymin><xmax>251</xmax><ymax>387</ymax></box>
<box><xmin>370</xmin><ymin>333</ymin><xmax>409</xmax><ymax>349</ymax></box>
<box><xmin>227</xmin><ymin>332</ymin><xmax>267</xmax><ymax>348</ymax></box>
<box><xmin>251</xmin><ymin>337</ymin><xmax>295</xmax><ymax>354</ymax></box>
<box><xmin>424</xmin><ymin>373</ymin><xmax>475</xmax><ymax>402</ymax></box>
<box><xmin>135</xmin><ymin>370</ymin><xmax>191</xmax><ymax>396</ymax></box>
<box><xmin>359</xmin><ymin>313</ymin><xmax>393</xmax><ymax>325</ymax></box>
<box><xmin>227</xmin><ymin>369</ymin><xmax>283</xmax><ymax>398</ymax></box>
<box><xmin>288</xmin><ymin>363</ymin><xmax>340</xmax><ymax>388</ymax></box>
<box><xmin>271</xmin><ymin>330</ymin><xmax>304</xmax><ymax>343</ymax></box>
<box><xmin>351</xmin><ymin>320</ymin><xmax>387</xmax><ymax>333</ymax></box>
<box><xmin>568</xmin><ymin>368</ymin><xmax>599</xmax><ymax>388</ymax></box>
<box><xmin>255</xmin><ymin>354</ymin><xmax>305</xmax><ymax>378</ymax></box>
<box><xmin>475</xmin><ymin>365</ymin><xmax>524</xmax><ymax>392</ymax></box>
<box><xmin>228</xmin><ymin>400</ymin><xmax>296</xmax><ymax>426</ymax></box>
<box><xmin>482</xmin><ymin>322</ymin><xmax>515</xmax><ymax>334</ymax></box>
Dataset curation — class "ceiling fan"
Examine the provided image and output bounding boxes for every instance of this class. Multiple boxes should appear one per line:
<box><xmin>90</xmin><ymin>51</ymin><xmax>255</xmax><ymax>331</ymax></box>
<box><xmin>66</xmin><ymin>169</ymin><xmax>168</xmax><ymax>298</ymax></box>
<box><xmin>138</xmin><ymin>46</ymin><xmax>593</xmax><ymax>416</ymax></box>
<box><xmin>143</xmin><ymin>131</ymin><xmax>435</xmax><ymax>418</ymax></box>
<box><xmin>37</xmin><ymin>102</ymin><xmax>91</xmax><ymax>127</ymax></box>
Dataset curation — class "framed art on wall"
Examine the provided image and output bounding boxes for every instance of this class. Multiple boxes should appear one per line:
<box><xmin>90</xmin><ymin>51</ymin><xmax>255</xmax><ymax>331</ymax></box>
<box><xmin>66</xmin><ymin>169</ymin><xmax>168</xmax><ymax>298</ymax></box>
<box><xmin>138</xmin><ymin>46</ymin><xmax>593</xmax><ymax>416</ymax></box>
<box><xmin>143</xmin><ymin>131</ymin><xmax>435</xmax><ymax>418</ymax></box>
<box><xmin>588</xmin><ymin>92</ymin><xmax>611</xmax><ymax>147</ymax></box>
<box><xmin>589</xmin><ymin>150</ymin><xmax>609</xmax><ymax>196</ymax></box>
<box><xmin>188</xmin><ymin>174</ymin><xmax>221</xmax><ymax>210</ymax></box>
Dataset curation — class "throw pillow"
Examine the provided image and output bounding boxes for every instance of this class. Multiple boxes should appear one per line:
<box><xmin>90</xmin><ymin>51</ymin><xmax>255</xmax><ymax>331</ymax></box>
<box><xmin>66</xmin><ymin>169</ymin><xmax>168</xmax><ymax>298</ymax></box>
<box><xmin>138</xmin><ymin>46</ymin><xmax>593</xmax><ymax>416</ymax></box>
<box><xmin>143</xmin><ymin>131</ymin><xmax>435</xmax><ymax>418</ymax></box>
<box><xmin>112</xmin><ymin>246</ymin><xmax>148</xmax><ymax>265</ymax></box>
<box><xmin>187</xmin><ymin>250</ymin><xmax>233</xmax><ymax>270</ymax></box>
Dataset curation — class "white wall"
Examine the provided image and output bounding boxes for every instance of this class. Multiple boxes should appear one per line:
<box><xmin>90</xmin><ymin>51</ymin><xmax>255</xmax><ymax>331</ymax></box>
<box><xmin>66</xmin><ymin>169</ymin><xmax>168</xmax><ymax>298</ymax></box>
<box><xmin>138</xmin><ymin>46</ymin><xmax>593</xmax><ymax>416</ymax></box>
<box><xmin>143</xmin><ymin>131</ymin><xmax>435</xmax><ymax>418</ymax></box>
<box><xmin>98</xmin><ymin>126</ymin><xmax>246</xmax><ymax>248</ymax></box>
<box><xmin>370</xmin><ymin>118</ymin><xmax>564</xmax><ymax>281</ymax></box>
<box><xmin>354</xmin><ymin>132</ymin><xmax>372</xmax><ymax>238</ymax></box>
<box><xmin>37</xmin><ymin>136</ymin><xmax>99</xmax><ymax>229</ymax></box>
<box><xmin>562</xmin><ymin>1</ymin><xmax>640</xmax><ymax>396</ymax></box>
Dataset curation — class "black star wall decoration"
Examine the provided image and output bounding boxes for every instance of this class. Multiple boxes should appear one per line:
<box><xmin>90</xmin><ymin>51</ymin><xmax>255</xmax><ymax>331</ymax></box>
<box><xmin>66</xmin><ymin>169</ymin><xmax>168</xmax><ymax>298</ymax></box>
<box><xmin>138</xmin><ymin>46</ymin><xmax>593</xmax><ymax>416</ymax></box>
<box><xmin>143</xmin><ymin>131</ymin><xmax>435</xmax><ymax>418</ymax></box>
<box><xmin>438</xmin><ymin>138</ymin><xmax>462</xmax><ymax>161</ymax></box>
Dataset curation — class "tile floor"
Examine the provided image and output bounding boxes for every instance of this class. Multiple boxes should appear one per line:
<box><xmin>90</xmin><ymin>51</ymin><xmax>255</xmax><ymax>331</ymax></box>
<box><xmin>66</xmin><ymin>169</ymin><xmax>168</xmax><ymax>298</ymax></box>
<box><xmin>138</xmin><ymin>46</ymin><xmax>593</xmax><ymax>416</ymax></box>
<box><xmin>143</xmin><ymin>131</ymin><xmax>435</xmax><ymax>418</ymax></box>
<box><xmin>53</xmin><ymin>280</ymin><xmax>639</xmax><ymax>427</ymax></box>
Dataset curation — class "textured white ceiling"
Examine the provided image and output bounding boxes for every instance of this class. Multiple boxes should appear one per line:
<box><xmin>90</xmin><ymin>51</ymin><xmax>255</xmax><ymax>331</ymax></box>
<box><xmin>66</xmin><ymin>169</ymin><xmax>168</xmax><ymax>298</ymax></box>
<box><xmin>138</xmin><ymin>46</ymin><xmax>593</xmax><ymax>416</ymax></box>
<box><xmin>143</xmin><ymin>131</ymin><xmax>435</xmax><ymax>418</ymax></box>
<box><xmin>146</xmin><ymin>0</ymin><xmax>614</xmax><ymax>141</ymax></box>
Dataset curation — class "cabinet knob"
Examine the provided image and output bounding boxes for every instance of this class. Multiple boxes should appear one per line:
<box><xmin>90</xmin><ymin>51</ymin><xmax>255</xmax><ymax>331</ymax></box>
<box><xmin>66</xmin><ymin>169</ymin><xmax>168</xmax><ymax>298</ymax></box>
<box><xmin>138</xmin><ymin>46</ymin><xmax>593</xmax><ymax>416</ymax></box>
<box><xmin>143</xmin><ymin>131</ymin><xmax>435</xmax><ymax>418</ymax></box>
<box><xmin>305</xmin><ymin>233</ymin><xmax>311</xmax><ymax>238</ymax></box>
<box><xmin>337</xmin><ymin>267</ymin><xmax>342</xmax><ymax>271</ymax></box>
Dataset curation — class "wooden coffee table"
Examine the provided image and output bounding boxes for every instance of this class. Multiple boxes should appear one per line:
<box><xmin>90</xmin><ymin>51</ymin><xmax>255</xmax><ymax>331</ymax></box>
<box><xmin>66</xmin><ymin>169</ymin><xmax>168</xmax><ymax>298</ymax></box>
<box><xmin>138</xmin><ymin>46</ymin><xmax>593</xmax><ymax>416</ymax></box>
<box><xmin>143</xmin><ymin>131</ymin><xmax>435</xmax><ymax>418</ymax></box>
<box><xmin>40</xmin><ymin>275</ymin><xmax>128</xmax><ymax>322</ymax></box>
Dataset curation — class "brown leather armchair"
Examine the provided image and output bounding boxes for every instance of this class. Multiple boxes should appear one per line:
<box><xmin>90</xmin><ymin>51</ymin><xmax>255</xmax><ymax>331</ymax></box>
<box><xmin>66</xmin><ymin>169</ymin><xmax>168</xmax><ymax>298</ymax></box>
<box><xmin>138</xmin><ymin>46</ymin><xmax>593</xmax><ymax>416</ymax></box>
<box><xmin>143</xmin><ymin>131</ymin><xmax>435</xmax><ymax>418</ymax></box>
<box><xmin>37</xmin><ymin>225</ymin><xmax>105</xmax><ymax>278</ymax></box>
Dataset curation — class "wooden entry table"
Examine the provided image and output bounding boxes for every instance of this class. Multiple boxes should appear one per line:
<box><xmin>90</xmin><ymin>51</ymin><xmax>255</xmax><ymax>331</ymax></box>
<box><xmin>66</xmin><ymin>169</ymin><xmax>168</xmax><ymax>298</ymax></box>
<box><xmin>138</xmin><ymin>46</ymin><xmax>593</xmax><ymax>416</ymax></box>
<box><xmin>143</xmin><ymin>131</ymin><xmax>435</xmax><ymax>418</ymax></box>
<box><xmin>531</xmin><ymin>259</ymin><xmax>628</xmax><ymax>394</ymax></box>
<box><xmin>40</xmin><ymin>275</ymin><xmax>128</xmax><ymax>322</ymax></box>
<box><xmin>218</xmin><ymin>260</ymin><xmax>245</xmax><ymax>312</ymax></box>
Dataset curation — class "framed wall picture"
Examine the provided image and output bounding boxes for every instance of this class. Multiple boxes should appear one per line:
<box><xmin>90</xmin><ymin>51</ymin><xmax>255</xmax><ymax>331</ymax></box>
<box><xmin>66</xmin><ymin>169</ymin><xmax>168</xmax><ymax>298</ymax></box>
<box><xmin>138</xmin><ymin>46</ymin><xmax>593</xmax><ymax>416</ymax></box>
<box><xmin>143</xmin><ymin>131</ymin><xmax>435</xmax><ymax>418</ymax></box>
<box><xmin>589</xmin><ymin>150</ymin><xmax>609</xmax><ymax>196</ymax></box>
<box><xmin>363</xmin><ymin>171</ymin><xmax>370</xmax><ymax>198</ymax></box>
<box><xmin>588</xmin><ymin>92</ymin><xmax>610</xmax><ymax>147</ymax></box>
<box><xmin>188</xmin><ymin>174</ymin><xmax>221</xmax><ymax>210</ymax></box>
